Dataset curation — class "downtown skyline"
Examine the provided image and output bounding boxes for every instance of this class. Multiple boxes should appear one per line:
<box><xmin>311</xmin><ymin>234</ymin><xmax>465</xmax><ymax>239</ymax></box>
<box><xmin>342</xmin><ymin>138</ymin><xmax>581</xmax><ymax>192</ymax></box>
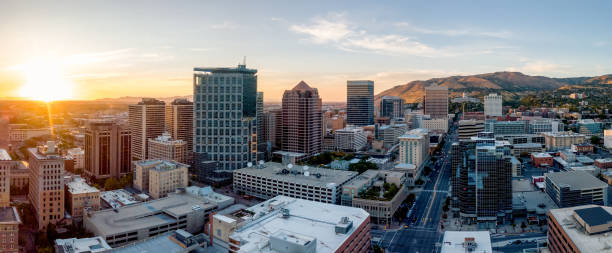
<box><xmin>1</xmin><ymin>0</ymin><xmax>612</xmax><ymax>102</ymax></box>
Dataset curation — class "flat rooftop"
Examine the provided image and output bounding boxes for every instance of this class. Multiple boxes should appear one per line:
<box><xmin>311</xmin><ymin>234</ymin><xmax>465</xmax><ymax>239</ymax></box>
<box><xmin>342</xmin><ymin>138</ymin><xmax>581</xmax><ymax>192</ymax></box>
<box><xmin>100</xmin><ymin>189</ymin><xmax>141</xmax><ymax>209</ymax></box>
<box><xmin>87</xmin><ymin>193</ymin><xmax>216</xmax><ymax>236</ymax></box>
<box><xmin>532</xmin><ymin>152</ymin><xmax>552</xmax><ymax>158</ymax></box>
<box><xmin>111</xmin><ymin>230</ymin><xmax>208</xmax><ymax>253</ymax></box>
<box><xmin>134</xmin><ymin>159</ymin><xmax>189</xmax><ymax>172</ymax></box>
<box><xmin>574</xmin><ymin>206</ymin><xmax>612</xmax><ymax>227</ymax></box>
<box><xmin>230</xmin><ymin>196</ymin><xmax>369</xmax><ymax>253</ymax></box>
<box><xmin>0</xmin><ymin>149</ymin><xmax>11</xmax><ymax>161</ymax></box>
<box><xmin>233</xmin><ymin>162</ymin><xmax>358</xmax><ymax>188</ymax></box>
<box><xmin>441</xmin><ymin>231</ymin><xmax>492</xmax><ymax>253</ymax></box>
<box><xmin>342</xmin><ymin>170</ymin><xmax>379</xmax><ymax>189</ymax></box>
<box><xmin>545</xmin><ymin>171</ymin><xmax>608</xmax><ymax>190</ymax></box>
<box><xmin>549</xmin><ymin>205</ymin><xmax>612</xmax><ymax>253</ymax></box>
<box><xmin>55</xmin><ymin>237</ymin><xmax>112</xmax><ymax>253</ymax></box>
<box><xmin>67</xmin><ymin>178</ymin><xmax>100</xmax><ymax>194</ymax></box>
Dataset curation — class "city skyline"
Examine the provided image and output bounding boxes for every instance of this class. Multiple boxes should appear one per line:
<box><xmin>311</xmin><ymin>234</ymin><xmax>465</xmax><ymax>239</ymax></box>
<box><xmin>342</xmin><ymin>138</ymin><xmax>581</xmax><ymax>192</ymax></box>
<box><xmin>1</xmin><ymin>1</ymin><xmax>612</xmax><ymax>102</ymax></box>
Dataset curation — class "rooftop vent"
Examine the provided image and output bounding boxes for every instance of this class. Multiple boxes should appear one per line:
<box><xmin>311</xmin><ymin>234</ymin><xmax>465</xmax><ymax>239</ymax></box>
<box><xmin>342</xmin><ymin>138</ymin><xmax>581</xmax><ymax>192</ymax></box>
<box><xmin>463</xmin><ymin>237</ymin><xmax>477</xmax><ymax>251</ymax></box>
<box><xmin>281</xmin><ymin>208</ymin><xmax>290</xmax><ymax>218</ymax></box>
<box><xmin>335</xmin><ymin>217</ymin><xmax>353</xmax><ymax>234</ymax></box>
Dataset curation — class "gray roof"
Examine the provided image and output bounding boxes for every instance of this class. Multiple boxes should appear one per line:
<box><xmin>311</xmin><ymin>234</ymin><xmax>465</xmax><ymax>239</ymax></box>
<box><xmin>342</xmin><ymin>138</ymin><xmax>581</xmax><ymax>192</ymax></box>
<box><xmin>574</xmin><ymin>206</ymin><xmax>612</xmax><ymax>226</ymax></box>
<box><xmin>546</xmin><ymin>171</ymin><xmax>608</xmax><ymax>190</ymax></box>
<box><xmin>233</xmin><ymin>162</ymin><xmax>358</xmax><ymax>188</ymax></box>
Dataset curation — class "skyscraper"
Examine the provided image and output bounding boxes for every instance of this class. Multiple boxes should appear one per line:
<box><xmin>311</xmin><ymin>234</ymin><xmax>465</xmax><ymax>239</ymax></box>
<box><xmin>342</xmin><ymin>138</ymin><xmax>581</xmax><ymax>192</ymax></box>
<box><xmin>129</xmin><ymin>98</ymin><xmax>166</xmax><ymax>160</ymax></box>
<box><xmin>281</xmin><ymin>81</ymin><xmax>322</xmax><ymax>159</ymax></box>
<box><xmin>347</xmin><ymin>80</ymin><xmax>374</xmax><ymax>126</ymax></box>
<box><xmin>84</xmin><ymin>121</ymin><xmax>132</xmax><ymax>180</ymax></box>
<box><xmin>193</xmin><ymin>64</ymin><xmax>258</xmax><ymax>180</ymax></box>
<box><xmin>165</xmin><ymin>98</ymin><xmax>194</xmax><ymax>162</ymax></box>
<box><xmin>484</xmin><ymin>93</ymin><xmax>502</xmax><ymax>117</ymax></box>
<box><xmin>256</xmin><ymin>92</ymin><xmax>266</xmax><ymax>161</ymax></box>
<box><xmin>451</xmin><ymin>133</ymin><xmax>513</xmax><ymax>224</ymax></box>
<box><xmin>424</xmin><ymin>85</ymin><xmax>448</xmax><ymax>119</ymax></box>
<box><xmin>380</xmin><ymin>96</ymin><xmax>404</xmax><ymax>118</ymax></box>
<box><xmin>28</xmin><ymin>141</ymin><xmax>65</xmax><ymax>230</ymax></box>
<box><xmin>263</xmin><ymin>110</ymin><xmax>279</xmax><ymax>150</ymax></box>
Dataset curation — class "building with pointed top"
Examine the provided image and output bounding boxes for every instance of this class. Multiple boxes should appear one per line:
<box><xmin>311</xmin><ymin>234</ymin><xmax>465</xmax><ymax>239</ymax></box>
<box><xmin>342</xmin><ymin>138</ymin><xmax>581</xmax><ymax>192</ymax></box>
<box><xmin>281</xmin><ymin>81</ymin><xmax>322</xmax><ymax>159</ymax></box>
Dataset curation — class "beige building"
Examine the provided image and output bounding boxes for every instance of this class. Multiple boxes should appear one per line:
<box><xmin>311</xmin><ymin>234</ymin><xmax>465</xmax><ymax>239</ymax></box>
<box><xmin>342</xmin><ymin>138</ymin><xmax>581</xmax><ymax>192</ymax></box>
<box><xmin>10</xmin><ymin>161</ymin><xmax>29</xmax><ymax>191</ymax></box>
<box><xmin>65</xmin><ymin>177</ymin><xmax>100</xmax><ymax>219</ymax></box>
<box><xmin>84</xmin><ymin>121</ymin><xmax>131</xmax><ymax>180</ymax></box>
<box><xmin>542</xmin><ymin>131</ymin><xmax>587</xmax><ymax>151</ymax></box>
<box><xmin>147</xmin><ymin>132</ymin><xmax>187</xmax><ymax>164</ymax></box>
<box><xmin>133</xmin><ymin>159</ymin><xmax>188</xmax><ymax>199</ymax></box>
<box><xmin>66</xmin><ymin>148</ymin><xmax>84</xmax><ymax>170</ymax></box>
<box><xmin>458</xmin><ymin>119</ymin><xmax>484</xmax><ymax>140</ymax></box>
<box><xmin>341</xmin><ymin>170</ymin><xmax>407</xmax><ymax>224</ymax></box>
<box><xmin>165</xmin><ymin>98</ymin><xmax>194</xmax><ymax>162</ymax></box>
<box><xmin>28</xmin><ymin>141</ymin><xmax>65</xmax><ymax>230</ymax></box>
<box><xmin>0</xmin><ymin>150</ymin><xmax>14</xmax><ymax>207</ymax></box>
<box><xmin>129</xmin><ymin>98</ymin><xmax>166</xmax><ymax>160</ymax></box>
<box><xmin>398</xmin><ymin>128</ymin><xmax>430</xmax><ymax>169</ymax></box>
<box><xmin>422</xmin><ymin>117</ymin><xmax>448</xmax><ymax>133</ymax></box>
<box><xmin>424</xmin><ymin>85</ymin><xmax>448</xmax><ymax>119</ymax></box>
<box><xmin>0</xmin><ymin>207</ymin><xmax>21</xmax><ymax>253</ymax></box>
<box><xmin>8</xmin><ymin>124</ymin><xmax>51</xmax><ymax>142</ymax></box>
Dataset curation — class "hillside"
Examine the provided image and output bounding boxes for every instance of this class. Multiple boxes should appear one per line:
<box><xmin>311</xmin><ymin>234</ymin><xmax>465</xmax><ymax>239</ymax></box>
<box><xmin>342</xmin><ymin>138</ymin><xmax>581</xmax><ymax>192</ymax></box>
<box><xmin>375</xmin><ymin>72</ymin><xmax>612</xmax><ymax>103</ymax></box>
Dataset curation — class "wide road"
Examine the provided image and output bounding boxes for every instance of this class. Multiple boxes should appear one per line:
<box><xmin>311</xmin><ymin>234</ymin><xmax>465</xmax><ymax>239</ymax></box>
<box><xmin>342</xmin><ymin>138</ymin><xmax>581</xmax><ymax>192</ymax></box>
<box><xmin>374</xmin><ymin>123</ymin><xmax>457</xmax><ymax>253</ymax></box>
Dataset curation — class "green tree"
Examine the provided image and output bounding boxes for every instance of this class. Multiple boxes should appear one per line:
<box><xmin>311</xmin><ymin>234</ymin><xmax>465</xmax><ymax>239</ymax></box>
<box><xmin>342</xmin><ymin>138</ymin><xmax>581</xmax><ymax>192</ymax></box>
<box><xmin>348</xmin><ymin>161</ymin><xmax>378</xmax><ymax>174</ymax></box>
<box><xmin>104</xmin><ymin>177</ymin><xmax>121</xmax><ymax>191</ymax></box>
<box><xmin>591</xmin><ymin>135</ymin><xmax>601</xmax><ymax>145</ymax></box>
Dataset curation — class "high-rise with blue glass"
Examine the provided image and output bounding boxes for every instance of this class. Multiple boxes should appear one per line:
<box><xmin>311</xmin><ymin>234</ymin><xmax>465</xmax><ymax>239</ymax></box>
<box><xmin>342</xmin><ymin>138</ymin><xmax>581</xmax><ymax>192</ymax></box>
<box><xmin>193</xmin><ymin>64</ymin><xmax>259</xmax><ymax>182</ymax></box>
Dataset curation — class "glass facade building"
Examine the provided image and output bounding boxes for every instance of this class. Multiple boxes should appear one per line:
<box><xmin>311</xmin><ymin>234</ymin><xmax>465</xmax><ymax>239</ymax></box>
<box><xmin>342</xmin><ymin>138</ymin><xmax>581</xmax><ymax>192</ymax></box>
<box><xmin>347</xmin><ymin>80</ymin><xmax>374</xmax><ymax>126</ymax></box>
<box><xmin>193</xmin><ymin>65</ymin><xmax>259</xmax><ymax>180</ymax></box>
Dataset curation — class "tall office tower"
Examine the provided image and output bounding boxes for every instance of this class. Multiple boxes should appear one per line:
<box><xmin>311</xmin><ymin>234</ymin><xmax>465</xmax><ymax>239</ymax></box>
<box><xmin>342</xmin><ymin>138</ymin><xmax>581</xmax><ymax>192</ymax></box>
<box><xmin>28</xmin><ymin>141</ymin><xmax>65</xmax><ymax>230</ymax></box>
<box><xmin>380</xmin><ymin>96</ymin><xmax>404</xmax><ymax>118</ymax></box>
<box><xmin>129</xmin><ymin>98</ymin><xmax>166</xmax><ymax>160</ymax></box>
<box><xmin>165</xmin><ymin>98</ymin><xmax>194</xmax><ymax>163</ymax></box>
<box><xmin>398</xmin><ymin>128</ymin><xmax>430</xmax><ymax>169</ymax></box>
<box><xmin>451</xmin><ymin>134</ymin><xmax>513</xmax><ymax>225</ymax></box>
<box><xmin>84</xmin><ymin>121</ymin><xmax>132</xmax><ymax>180</ymax></box>
<box><xmin>424</xmin><ymin>85</ymin><xmax>448</xmax><ymax>119</ymax></box>
<box><xmin>256</xmin><ymin>92</ymin><xmax>266</xmax><ymax>161</ymax></box>
<box><xmin>263</xmin><ymin>110</ymin><xmax>278</xmax><ymax>150</ymax></box>
<box><xmin>193</xmin><ymin>64</ymin><xmax>258</xmax><ymax>180</ymax></box>
<box><xmin>484</xmin><ymin>93</ymin><xmax>502</xmax><ymax>117</ymax></box>
<box><xmin>347</xmin><ymin>80</ymin><xmax>374</xmax><ymax>126</ymax></box>
<box><xmin>147</xmin><ymin>132</ymin><xmax>187</xmax><ymax>164</ymax></box>
<box><xmin>281</xmin><ymin>81</ymin><xmax>322</xmax><ymax>159</ymax></box>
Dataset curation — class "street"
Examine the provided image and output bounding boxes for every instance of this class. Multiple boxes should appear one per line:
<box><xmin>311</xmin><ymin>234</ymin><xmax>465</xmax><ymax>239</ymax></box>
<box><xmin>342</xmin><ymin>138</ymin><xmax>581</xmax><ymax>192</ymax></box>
<box><xmin>373</xmin><ymin>123</ymin><xmax>457</xmax><ymax>253</ymax></box>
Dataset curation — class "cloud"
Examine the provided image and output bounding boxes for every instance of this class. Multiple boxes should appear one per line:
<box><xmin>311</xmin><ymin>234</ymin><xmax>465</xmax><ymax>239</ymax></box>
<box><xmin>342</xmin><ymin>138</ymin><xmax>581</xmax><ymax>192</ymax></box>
<box><xmin>189</xmin><ymin>48</ymin><xmax>213</xmax><ymax>52</ymax></box>
<box><xmin>210</xmin><ymin>21</ymin><xmax>240</xmax><ymax>30</ymax></box>
<box><xmin>506</xmin><ymin>60</ymin><xmax>571</xmax><ymax>74</ymax></box>
<box><xmin>594</xmin><ymin>41</ymin><xmax>608</xmax><ymax>47</ymax></box>
<box><xmin>290</xmin><ymin>14</ymin><xmax>503</xmax><ymax>57</ymax></box>
<box><xmin>394</xmin><ymin>22</ymin><xmax>512</xmax><ymax>39</ymax></box>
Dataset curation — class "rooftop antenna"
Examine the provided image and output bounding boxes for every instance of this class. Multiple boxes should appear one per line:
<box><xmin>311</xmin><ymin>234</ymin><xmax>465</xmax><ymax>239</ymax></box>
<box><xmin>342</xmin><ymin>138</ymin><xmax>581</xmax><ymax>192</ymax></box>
<box><xmin>243</xmin><ymin>56</ymin><xmax>246</xmax><ymax>65</ymax></box>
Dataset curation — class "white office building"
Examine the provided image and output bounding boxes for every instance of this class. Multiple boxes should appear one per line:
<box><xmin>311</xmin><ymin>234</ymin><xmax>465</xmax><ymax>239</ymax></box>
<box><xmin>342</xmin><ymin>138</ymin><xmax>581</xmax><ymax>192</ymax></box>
<box><xmin>484</xmin><ymin>93</ymin><xmax>502</xmax><ymax>117</ymax></box>
<box><xmin>335</xmin><ymin>126</ymin><xmax>367</xmax><ymax>152</ymax></box>
<box><xmin>398</xmin><ymin>128</ymin><xmax>430</xmax><ymax>169</ymax></box>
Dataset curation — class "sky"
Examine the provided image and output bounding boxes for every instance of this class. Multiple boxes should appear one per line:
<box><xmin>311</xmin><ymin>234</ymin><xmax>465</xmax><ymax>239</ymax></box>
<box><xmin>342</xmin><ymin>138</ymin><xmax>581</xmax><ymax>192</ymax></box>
<box><xmin>0</xmin><ymin>0</ymin><xmax>611</xmax><ymax>102</ymax></box>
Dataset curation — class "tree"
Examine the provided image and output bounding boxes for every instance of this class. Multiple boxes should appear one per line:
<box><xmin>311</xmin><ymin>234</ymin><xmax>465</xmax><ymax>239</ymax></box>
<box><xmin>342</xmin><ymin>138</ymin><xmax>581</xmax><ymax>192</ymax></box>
<box><xmin>423</xmin><ymin>166</ymin><xmax>432</xmax><ymax>176</ymax></box>
<box><xmin>119</xmin><ymin>174</ymin><xmax>133</xmax><ymax>187</ymax></box>
<box><xmin>104</xmin><ymin>177</ymin><xmax>121</xmax><ymax>191</ymax></box>
<box><xmin>591</xmin><ymin>135</ymin><xmax>601</xmax><ymax>145</ymax></box>
<box><xmin>521</xmin><ymin>221</ymin><xmax>527</xmax><ymax>231</ymax></box>
<box><xmin>348</xmin><ymin>161</ymin><xmax>378</xmax><ymax>174</ymax></box>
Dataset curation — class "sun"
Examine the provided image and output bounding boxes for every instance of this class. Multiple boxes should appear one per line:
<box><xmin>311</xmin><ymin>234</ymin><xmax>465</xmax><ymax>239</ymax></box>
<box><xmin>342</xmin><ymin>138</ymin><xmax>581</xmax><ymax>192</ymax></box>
<box><xmin>18</xmin><ymin>60</ymin><xmax>74</xmax><ymax>102</ymax></box>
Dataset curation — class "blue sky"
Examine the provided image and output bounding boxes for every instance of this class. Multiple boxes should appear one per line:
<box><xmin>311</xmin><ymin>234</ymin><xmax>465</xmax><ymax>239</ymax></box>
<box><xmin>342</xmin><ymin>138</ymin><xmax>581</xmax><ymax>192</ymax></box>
<box><xmin>1</xmin><ymin>0</ymin><xmax>611</xmax><ymax>101</ymax></box>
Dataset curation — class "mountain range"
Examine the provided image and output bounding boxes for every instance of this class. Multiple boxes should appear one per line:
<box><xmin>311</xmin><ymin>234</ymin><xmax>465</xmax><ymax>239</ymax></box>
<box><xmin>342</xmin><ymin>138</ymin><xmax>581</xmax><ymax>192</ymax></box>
<box><xmin>375</xmin><ymin>72</ymin><xmax>612</xmax><ymax>103</ymax></box>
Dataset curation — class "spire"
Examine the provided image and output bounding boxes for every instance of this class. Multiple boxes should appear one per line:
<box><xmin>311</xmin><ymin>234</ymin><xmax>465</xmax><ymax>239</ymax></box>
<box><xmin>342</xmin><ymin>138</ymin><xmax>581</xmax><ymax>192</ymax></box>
<box><xmin>292</xmin><ymin>80</ymin><xmax>313</xmax><ymax>91</ymax></box>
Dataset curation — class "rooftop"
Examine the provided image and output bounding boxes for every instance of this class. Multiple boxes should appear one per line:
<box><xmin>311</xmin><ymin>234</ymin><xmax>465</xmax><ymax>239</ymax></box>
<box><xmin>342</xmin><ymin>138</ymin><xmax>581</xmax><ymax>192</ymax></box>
<box><xmin>574</xmin><ymin>206</ymin><xmax>612</xmax><ymax>227</ymax></box>
<box><xmin>134</xmin><ymin>159</ymin><xmax>189</xmax><ymax>172</ymax></box>
<box><xmin>100</xmin><ymin>189</ymin><xmax>141</xmax><ymax>209</ymax></box>
<box><xmin>55</xmin><ymin>237</ymin><xmax>112</xmax><ymax>253</ymax></box>
<box><xmin>111</xmin><ymin>230</ymin><xmax>209</xmax><ymax>253</ymax></box>
<box><xmin>149</xmin><ymin>132</ymin><xmax>185</xmax><ymax>144</ymax></box>
<box><xmin>441</xmin><ymin>231</ymin><xmax>492</xmax><ymax>253</ymax></box>
<box><xmin>66</xmin><ymin>177</ymin><xmax>100</xmax><ymax>194</ymax></box>
<box><xmin>542</xmin><ymin>131</ymin><xmax>585</xmax><ymax>137</ymax></box>
<box><xmin>0</xmin><ymin>149</ymin><xmax>11</xmax><ymax>161</ymax></box>
<box><xmin>194</xmin><ymin>64</ymin><xmax>257</xmax><ymax>74</ymax></box>
<box><xmin>229</xmin><ymin>196</ymin><xmax>369</xmax><ymax>253</ymax></box>
<box><xmin>549</xmin><ymin>205</ymin><xmax>612</xmax><ymax>253</ymax></box>
<box><xmin>546</xmin><ymin>171</ymin><xmax>608</xmax><ymax>190</ymax></box>
<box><xmin>532</xmin><ymin>152</ymin><xmax>552</xmax><ymax>158</ymax></box>
<box><xmin>87</xmin><ymin>193</ymin><xmax>216</xmax><ymax>236</ymax></box>
<box><xmin>0</xmin><ymin>207</ymin><xmax>21</xmax><ymax>224</ymax></box>
<box><xmin>233</xmin><ymin>162</ymin><xmax>358</xmax><ymax>188</ymax></box>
